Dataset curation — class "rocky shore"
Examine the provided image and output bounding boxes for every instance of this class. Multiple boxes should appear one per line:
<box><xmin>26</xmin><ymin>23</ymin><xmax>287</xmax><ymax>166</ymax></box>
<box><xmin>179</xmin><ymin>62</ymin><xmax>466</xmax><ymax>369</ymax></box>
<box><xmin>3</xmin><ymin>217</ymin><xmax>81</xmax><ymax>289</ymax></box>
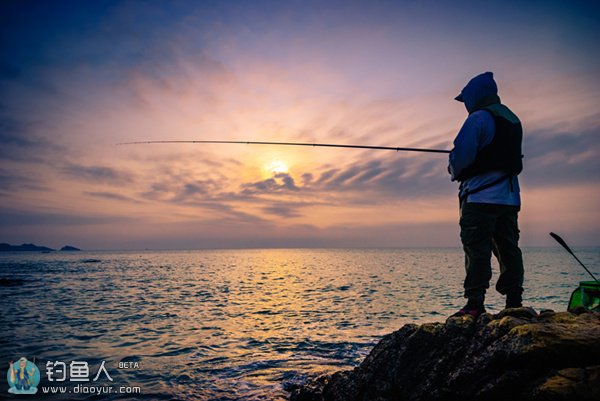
<box><xmin>290</xmin><ymin>308</ymin><xmax>600</xmax><ymax>401</ymax></box>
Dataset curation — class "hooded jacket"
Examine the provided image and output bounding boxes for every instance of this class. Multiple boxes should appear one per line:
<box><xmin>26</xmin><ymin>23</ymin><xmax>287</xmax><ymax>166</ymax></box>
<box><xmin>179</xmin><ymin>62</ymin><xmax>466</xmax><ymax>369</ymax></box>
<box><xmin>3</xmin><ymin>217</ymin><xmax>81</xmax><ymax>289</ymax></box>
<box><xmin>449</xmin><ymin>72</ymin><xmax>522</xmax><ymax>205</ymax></box>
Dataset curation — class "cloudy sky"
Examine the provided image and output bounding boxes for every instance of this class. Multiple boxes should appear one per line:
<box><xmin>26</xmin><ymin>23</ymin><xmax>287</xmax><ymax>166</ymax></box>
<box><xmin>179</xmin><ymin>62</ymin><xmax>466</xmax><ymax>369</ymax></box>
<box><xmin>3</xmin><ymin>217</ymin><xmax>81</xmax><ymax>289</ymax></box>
<box><xmin>1</xmin><ymin>0</ymin><xmax>598</xmax><ymax>249</ymax></box>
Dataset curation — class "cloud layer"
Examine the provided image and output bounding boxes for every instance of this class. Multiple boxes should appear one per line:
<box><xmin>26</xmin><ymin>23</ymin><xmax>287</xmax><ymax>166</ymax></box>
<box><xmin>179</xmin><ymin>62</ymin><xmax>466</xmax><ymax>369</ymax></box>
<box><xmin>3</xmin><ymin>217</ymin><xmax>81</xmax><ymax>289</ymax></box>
<box><xmin>1</xmin><ymin>1</ymin><xmax>598</xmax><ymax>248</ymax></box>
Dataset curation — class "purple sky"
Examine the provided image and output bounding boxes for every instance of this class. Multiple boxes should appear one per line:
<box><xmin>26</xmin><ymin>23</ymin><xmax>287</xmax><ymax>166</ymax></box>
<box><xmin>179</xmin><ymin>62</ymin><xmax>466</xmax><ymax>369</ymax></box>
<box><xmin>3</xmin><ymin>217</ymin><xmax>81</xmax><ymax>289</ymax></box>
<box><xmin>1</xmin><ymin>0</ymin><xmax>598</xmax><ymax>249</ymax></box>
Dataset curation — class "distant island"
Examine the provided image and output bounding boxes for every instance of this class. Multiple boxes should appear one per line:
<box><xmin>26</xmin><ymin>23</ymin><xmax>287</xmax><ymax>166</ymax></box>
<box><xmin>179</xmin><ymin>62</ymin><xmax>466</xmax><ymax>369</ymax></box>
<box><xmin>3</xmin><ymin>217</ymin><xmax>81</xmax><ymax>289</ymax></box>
<box><xmin>0</xmin><ymin>243</ymin><xmax>55</xmax><ymax>252</ymax></box>
<box><xmin>0</xmin><ymin>243</ymin><xmax>81</xmax><ymax>252</ymax></box>
<box><xmin>60</xmin><ymin>245</ymin><xmax>81</xmax><ymax>251</ymax></box>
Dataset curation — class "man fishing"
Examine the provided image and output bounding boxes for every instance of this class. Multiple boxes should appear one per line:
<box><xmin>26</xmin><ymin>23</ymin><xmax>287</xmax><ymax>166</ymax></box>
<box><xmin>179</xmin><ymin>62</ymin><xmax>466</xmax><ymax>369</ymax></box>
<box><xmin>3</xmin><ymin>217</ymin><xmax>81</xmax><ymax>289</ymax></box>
<box><xmin>448</xmin><ymin>72</ymin><xmax>524</xmax><ymax>318</ymax></box>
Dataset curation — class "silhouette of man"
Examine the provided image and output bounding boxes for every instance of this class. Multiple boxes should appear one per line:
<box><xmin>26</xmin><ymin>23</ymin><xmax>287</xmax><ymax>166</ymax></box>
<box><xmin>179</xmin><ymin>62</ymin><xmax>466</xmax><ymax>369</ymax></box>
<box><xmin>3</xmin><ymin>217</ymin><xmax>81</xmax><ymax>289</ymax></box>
<box><xmin>448</xmin><ymin>72</ymin><xmax>524</xmax><ymax>318</ymax></box>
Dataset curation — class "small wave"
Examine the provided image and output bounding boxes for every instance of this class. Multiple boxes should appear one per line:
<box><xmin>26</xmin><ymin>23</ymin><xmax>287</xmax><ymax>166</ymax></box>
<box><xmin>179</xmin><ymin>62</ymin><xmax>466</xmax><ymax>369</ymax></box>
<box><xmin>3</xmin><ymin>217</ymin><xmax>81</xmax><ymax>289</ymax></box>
<box><xmin>280</xmin><ymin>371</ymin><xmax>323</xmax><ymax>393</ymax></box>
<box><xmin>152</xmin><ymin>346</ymin><xmax>196</xmax><ymax>358</ymax></box>
<box><xmin>196</xmin><ymin>358</ymin><xmax>287</xmax><ymax>379</ymax></box>
<box><xmin>66</xmin><ymin>333</ymin><xmax>105</xmax><ymax>341</ymax></box>
<box><xmin>197</xmin><ymin>325</ymin><xmax>223</xmax><ymax>331</ymax></box>
<box><xmin>0</xmin><ymin>278</ymin><xmax>26</xmax><ymax>286</ymax></box>
<box><xmin>291</xmin><ymin>339</ymin><xmax>374</xmax><ymax>360</ymax></box>
<box><xmin>254</xmin><ymin>309</ymin><xmax>278</xmax><ymax>315</ymax></box>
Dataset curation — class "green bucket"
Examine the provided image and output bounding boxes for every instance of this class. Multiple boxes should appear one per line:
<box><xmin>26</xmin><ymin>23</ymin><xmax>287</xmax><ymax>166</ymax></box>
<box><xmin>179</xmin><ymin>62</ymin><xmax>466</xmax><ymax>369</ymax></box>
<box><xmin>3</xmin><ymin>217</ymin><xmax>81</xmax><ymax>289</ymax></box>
<box><xmin>568</xmin><ymin>281</ymin><xmax>600</xmax><ymax>311</ymax></box>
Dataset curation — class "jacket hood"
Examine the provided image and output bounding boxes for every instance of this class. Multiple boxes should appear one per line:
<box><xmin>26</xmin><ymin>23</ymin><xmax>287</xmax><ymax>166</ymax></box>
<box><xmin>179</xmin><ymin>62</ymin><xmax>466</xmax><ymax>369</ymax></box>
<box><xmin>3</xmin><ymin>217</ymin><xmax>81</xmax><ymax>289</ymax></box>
<box><xmin>455</xmin><ymin>72</ymin><xmax>500</xmax><ymax>113</ymax></box>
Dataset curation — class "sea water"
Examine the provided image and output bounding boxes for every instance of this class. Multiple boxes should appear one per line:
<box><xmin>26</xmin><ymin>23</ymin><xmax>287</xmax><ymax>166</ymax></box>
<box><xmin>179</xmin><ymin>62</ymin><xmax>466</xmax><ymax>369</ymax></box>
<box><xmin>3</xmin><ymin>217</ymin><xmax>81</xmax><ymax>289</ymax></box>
<box><xmin>1</xmin><ymin>248</ymin><xmax>598</xmax><ymax>400</ymax></box>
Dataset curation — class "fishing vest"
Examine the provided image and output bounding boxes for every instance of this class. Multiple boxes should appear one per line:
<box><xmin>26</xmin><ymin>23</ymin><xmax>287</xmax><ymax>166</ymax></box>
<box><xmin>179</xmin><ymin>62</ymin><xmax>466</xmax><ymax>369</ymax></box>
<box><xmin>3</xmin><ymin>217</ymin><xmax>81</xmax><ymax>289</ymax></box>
<box><xmin>456</xmin><ymin>104</ymin><xmax>523</xmax><ymax>182</ymax></box>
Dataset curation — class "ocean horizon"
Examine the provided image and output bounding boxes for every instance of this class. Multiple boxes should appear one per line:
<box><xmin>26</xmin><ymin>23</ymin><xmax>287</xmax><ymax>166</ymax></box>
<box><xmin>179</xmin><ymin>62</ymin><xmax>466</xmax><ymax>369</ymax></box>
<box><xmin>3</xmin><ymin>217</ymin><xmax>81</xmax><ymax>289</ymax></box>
<box><xmin>4</xmin><ymin>244</ymin><xmax>597</xmax><ymax>252</ymax></box>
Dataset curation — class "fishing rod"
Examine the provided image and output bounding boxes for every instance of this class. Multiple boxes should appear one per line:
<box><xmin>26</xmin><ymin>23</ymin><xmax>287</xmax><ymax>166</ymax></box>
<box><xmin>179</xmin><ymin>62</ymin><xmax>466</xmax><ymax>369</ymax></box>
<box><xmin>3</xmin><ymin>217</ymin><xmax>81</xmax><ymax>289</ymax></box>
<box><xmin>116</xmin><ymin>140</ymin><xmax>451</xmax><ymax>154</ymax></box>
<box><xmin>550</xmin><ymin>232</ymin><xmax>599</xmax><ymax>283</ymax></box>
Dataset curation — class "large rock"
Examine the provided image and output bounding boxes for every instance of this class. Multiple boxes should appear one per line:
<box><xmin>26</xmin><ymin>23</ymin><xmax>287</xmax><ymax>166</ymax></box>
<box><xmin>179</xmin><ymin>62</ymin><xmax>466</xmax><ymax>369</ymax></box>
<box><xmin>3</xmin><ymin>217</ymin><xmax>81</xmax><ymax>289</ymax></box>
<box><xmin>290</xmin><ymin>308</ymin><xmax>600</xmax><ymax>401</ymax></box>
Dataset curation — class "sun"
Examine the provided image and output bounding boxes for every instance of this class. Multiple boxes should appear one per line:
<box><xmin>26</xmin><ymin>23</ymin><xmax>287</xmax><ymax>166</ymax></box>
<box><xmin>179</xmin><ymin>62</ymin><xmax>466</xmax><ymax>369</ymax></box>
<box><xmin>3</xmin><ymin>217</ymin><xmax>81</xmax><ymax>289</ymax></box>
<box><xmin>263</xmin><ymin>159</ymin><xmax>289</xmax><ymax>176</ymax></box>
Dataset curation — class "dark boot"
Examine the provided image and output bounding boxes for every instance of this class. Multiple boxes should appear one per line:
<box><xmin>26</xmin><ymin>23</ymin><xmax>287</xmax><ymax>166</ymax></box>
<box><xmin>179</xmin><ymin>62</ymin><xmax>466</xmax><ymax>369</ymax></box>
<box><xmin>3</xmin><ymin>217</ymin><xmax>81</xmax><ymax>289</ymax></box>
<box><xmin>506</xmin><ymin>292</ymin><xmax>523</xmax><ymax>308</ymax></box>
<box><xmin>451</xmin><ymin>299</ymin><xmax>486</xmax><ymax>318</ymax></box>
